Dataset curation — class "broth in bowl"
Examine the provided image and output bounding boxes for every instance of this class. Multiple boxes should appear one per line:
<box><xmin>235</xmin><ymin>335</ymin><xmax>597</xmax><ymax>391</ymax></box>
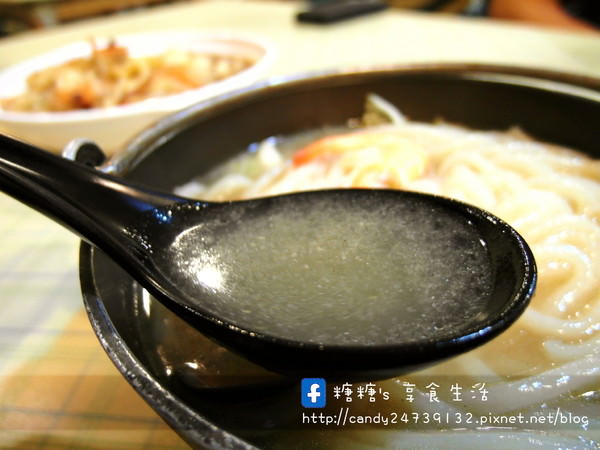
<box><xmin>143</xmin><ymin>94</ymin><xmax>599</xmax><ymax>447</ymax></box>
<box><xmin>80</xmin><ymin>68</ymin><xmax>600</xmax><ymax>449</ymax></box>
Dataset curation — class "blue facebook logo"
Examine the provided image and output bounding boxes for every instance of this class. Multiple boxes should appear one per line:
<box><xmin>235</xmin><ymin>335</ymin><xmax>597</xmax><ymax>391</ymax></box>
<box><xmin>301</xmin><ymin>378</ymin><xmax>326</xmax><ymax>408</ymax></box>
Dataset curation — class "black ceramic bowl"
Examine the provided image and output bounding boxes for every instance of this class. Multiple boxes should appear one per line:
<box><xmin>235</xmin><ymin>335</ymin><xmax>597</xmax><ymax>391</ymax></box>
<box><xmin>80</xmin><ymin>65</ymin><xmax>600</xmax><ymax>449</ymax></box>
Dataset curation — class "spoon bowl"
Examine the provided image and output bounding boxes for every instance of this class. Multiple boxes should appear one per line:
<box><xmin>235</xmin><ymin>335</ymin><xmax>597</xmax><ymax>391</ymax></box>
<box><xmin>0</xmin><ymin>133</ymin><xmax>536</xmax><ymax>379</ymax></box>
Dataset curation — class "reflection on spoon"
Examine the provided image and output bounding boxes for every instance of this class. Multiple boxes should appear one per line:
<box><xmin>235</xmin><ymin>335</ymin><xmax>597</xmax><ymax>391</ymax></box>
<box><xmin>0</xmin><ymin>134</ymin><xmax>536</xmax><ymax>380</ymax></box>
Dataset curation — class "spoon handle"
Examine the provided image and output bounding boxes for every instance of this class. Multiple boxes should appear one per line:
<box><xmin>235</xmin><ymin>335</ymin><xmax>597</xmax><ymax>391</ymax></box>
<box><xmin>0</xmin><ymin>133</ymin><xmax>181</xmax><ymax>260</ymax></box>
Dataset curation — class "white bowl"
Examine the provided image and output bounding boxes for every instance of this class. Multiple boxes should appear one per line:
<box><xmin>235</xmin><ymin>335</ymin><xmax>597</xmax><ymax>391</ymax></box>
<box><xmin>0</xmin><ymin>31</ymin><xmax>275</xmax><ymax>156</ymax></box>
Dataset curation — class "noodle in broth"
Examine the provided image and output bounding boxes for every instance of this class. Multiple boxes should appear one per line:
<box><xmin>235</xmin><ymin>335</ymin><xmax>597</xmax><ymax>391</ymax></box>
<box><xmin>171</xmin><ymin>95</ymin><xmax>600</xmax><ymax>448</ymax></box>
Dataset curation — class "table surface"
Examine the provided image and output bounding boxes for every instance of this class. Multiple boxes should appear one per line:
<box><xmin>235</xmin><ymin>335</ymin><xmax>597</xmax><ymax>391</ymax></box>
<box><xmin>0</xmin><ymin>1</ymin><xmax>599</xmax><ymax>448</ymax></box>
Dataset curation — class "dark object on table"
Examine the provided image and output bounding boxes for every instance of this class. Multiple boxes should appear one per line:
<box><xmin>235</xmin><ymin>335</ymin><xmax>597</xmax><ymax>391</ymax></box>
<box><xmin>297</xmin><ymin>0</ymin><xmax>388</xmax><ymax>23</ymax></box>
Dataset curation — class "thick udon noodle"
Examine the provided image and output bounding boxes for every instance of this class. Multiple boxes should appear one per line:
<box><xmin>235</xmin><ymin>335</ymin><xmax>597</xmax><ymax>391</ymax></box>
<box><xmin>175</xmin><ymin>97</ymin><xmax>599</xmax><ymax>447</ymax></box>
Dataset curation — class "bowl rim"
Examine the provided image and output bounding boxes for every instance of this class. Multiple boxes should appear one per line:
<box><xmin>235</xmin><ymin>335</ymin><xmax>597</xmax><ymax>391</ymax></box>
<box><xmin>80</xmin><ymin>246</ymin><xmax>254</xmax><ymax>450</ymax></box>
<box><xmin>80</xmin><ymin>63</ymin><xmax>600</xmax><ymax>449</ymax></box>
<box><xmin>0</xmin><ymin>29</ymin><xmax>276</xmax><ymax>123</ymax></box>
<box><xmin>106</xmin><ymin>62</ymin><xmax>600</xmax><ymax>173</ymax></box>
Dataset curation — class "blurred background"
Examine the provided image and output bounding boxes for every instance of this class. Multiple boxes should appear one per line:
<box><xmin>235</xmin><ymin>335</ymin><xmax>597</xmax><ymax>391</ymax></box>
<box><xmin>0</xmin><ymin>0</ymin><xmax>190</xmax><ymax>36</ymax></box>
<box><xmin>1</xmin><ymin>0</ymin><xmax>598</xmax><ymax>38</ymax></box>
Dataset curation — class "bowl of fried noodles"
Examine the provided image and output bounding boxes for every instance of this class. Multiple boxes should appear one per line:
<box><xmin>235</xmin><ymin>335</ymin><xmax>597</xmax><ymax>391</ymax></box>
<box><xmin>0</xmin><ymin>30</ymin><xmax>274</xmax><ymax>156</ymax></box>
<box><xmin>80</xmin><ymin>64</ymin><xmax>600</xmax><ymax>449</ymax></box>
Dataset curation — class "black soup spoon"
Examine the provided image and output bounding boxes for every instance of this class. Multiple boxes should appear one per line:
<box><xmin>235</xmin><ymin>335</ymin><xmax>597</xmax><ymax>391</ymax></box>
<box><xmin>0</xmin><ymin>133</ymin><xmax>536</xmax><ymax>380</ymax></box>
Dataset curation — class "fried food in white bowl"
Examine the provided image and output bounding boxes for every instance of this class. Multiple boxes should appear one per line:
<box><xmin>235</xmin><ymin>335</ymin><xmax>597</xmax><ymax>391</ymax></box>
<box><xmin>0</xmin><ymin>31</ymin><xmax>275</xmax><ymax>156</ymax></box>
